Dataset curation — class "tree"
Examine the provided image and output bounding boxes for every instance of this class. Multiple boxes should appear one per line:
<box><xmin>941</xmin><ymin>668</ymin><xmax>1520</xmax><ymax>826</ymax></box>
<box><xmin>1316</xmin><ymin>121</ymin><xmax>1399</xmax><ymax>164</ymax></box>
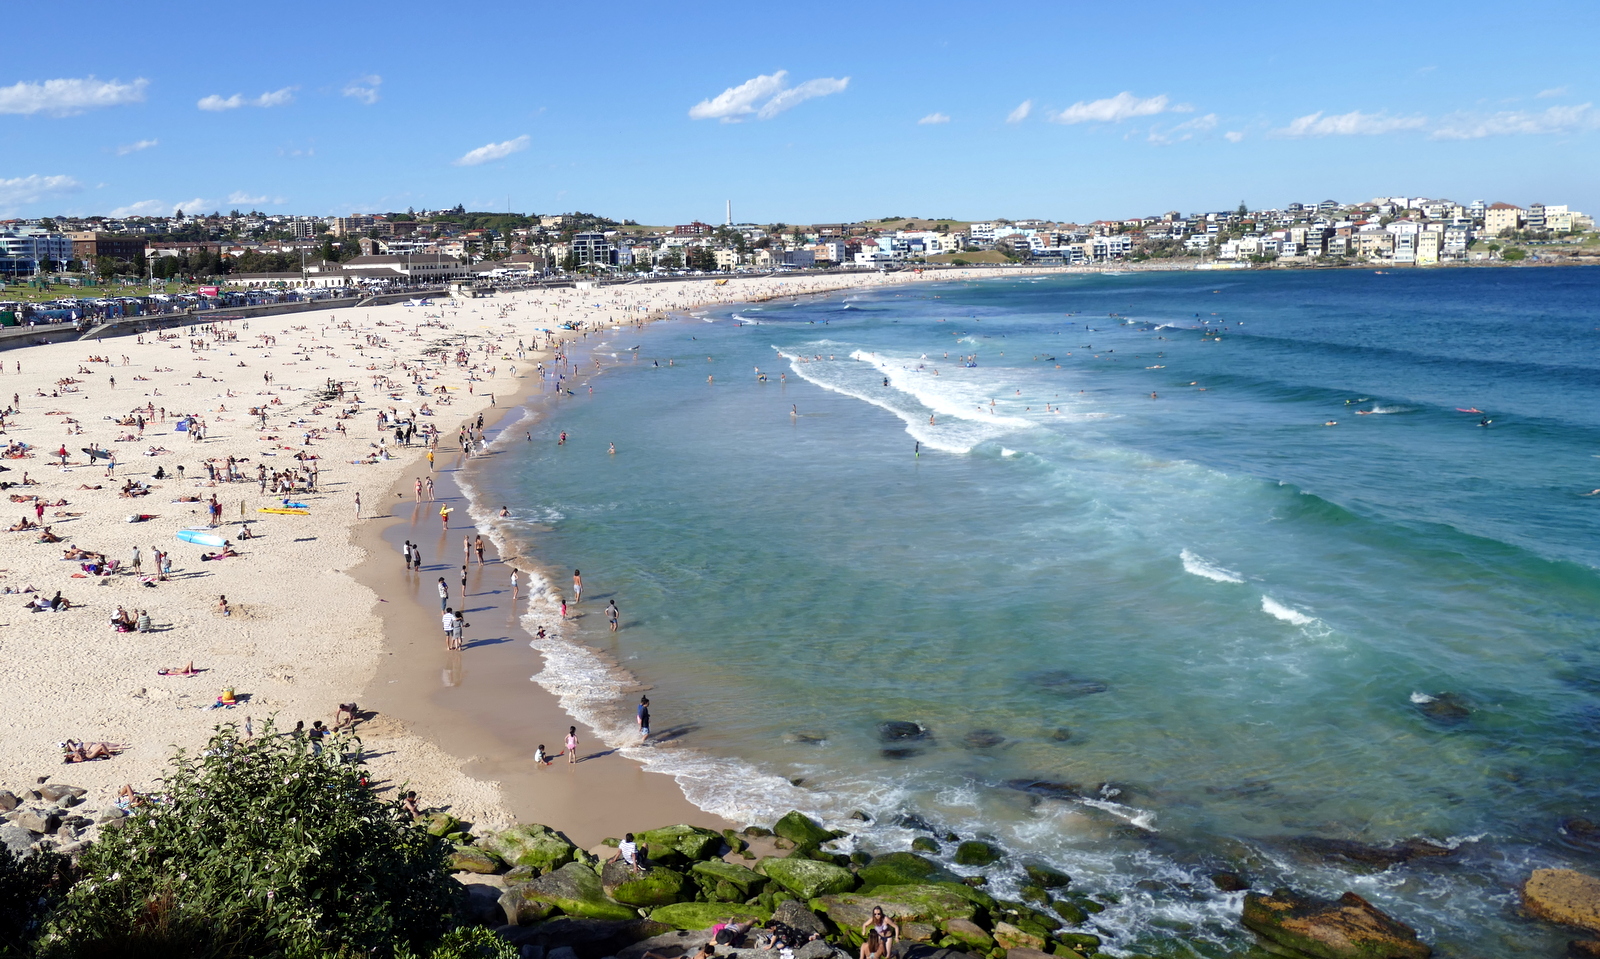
<box><xmin>94</xmin><ymin>256</ymin><xmax>119</xmax><ymax>280</ymax></box>
<box><xmin>1237</xmin><ymin>201</ymin><xmax>1248</xmax><ymax>217</ymax></box>
<box><xmin>41</xmin><ymin>721</ymin><xmax>463</xmax><ymax>959</ymax></box>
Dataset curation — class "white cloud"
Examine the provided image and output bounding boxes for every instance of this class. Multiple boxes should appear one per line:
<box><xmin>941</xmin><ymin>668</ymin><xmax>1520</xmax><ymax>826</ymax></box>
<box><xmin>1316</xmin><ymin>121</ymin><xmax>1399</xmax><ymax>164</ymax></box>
<box><xmin>174</xmin><ymin>198</ymin><xmax>210</xmax><ymax>215</ymax></box>
<box><xmin>197</xmin><ymin>87</ymin><xmax>295</xmax><ymax>111</ymax></box>
<box><xmin>1225</xmin><ymin>130</ymin><xmax>1245</xmax><ymax>143</ymax></box>
<box><xmin>1051</xmin><ymin>92</ymin><xmax>1186</xmax><ymax>125</ymax></box>
<box><xmin>918</xmin><ymin>112</ymin><xmax>951</xmax><ymax>125</ymax></box>
<box><xmin>453</xmin><ymin>135</ymin><xmax>531</xmax><ymax>166</ymax></box>
<box><xmin>0</xmin><ymin>77</ymin><xmax>147</xmax><ymax>116</ymax></box>
<box><xmin>1431</xmin><ymin>103</ymin><xmax>1597</xmax><ymax>139</ymax></box>
<box><xmin>1537</xmin><ymin>87</ymin><xmax>1568</xmax><ymax>99</ymax></box>
<box><xmin>227</xmin><ymin>191</ymin><xmax>270</xmax><ymax>205</ymax></box>
<box><xmin>0</xmin><ymin>174</ymin><xmax>83</xmax><ymax>210</ymax></box>
<box><xmin>1006</xmin><ymin>100</ymin><xmax>1032</xmax><ymax>123</ymax></box>
<box><xmin>688</xmin><ymin>71</ymin><xmax>848</xmax><ymax>122</ymax></box>
<box><xmin>1275</xmin><ymin>110</ymin><xmax>1427</xmax><ymax>137</ymax></box>
<box><xmin>1148</xmin><ymin>112</ymin><xmax>1217</xmax><ymax>144</ymax></box>
<box><xmin>757</xmin><ymin>77</ymin><xmax>849</xmax><ymax>119</ymax></box>
<box><xmin>115</xmin><ymin>138</ymin><xmax>158</xmax><ymax>156</ymax></box>
<box><xmin>343</xmin><ymin>75</ymin><xmax>382</xmax><ymax>105</ymax></box>
<box><xmin>109</xmin><ymin>199</ymin><xmax>169</xmax><ymax>217</ymax></box>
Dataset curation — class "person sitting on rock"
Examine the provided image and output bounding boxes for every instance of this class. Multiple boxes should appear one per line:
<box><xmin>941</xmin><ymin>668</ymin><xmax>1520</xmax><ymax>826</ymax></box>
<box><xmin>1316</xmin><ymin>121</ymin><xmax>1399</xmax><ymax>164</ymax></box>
<box><xmin>609</xmin><ymin>833</ymin><xmax>644</xmax><ymax>873</ymax></box>
<box><xmin>859</xmin><ymin>928</ymin><xmax>888</xmax><ymax>959</ymax></box>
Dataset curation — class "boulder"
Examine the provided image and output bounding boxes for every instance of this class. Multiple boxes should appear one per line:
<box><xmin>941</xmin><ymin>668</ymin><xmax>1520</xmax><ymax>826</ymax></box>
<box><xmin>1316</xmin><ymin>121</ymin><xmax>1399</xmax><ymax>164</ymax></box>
<box><xmin>36</xmin><ymin>784</ymin><xmax>85</xmax><ymax>804</ymax></box>
<box><xmin>638</xmin><ymin>824</ymin><xmax>724</xmax><ymax>864</ymax></box>
<box><xmin>774</xmin><ymin>897</ymin><xmax>831</xmax><ymax>939</ymax></box>
<box><xmin>1054</xmin><ymin>932</ymin><xmax>1103</xmax><ymax>954</ymax></box>
<box><xmin>484</xmin><ymin>823</ymin><xmax>578</xmax><ymax>875</ymax></box>
<box><xmin>1211</xmin><ymin>872</ymin><xmax>1249</xmax><ymax>893</ymax></box>
<box><xmin>500</xmin><ymin>883</ymin><xmax>559</xmax><ymax>925</ymax></box>
<box><xmin>942</xmin><ymin>918</ymin><xmax>995</xmax><ymax>952</ymax></box>
<box><xmin>690</xmin><ymin>859</ymin><xmax>768</xmax><ymax>902</ymax></box>
<box><xmin>95</xmin><ymin>807</ymin><xmax>126</xmax><ymax>825</ymax></box>
<box><xmin>954</xmin><ymin>841</ymin><xmax>1001</xmax><ymax>867</ymax></box>
<box><xmin>1023</xmin><ymin>865</ymin><xmax>1070</xmax><ymax>889</ymax></box>
<box><xmin>0</xmin><ymin>823</ymin><xmax>35</xmax><ymax>858</ymax></box>
<box><xmin>1283</xmin><ymin>837</ymin><xmax>1453</xmax><ymax>872</ymax></box>
<box><xmin>1525</xmin><ymin>869</ymin><xmax>1600</xmax><ymax>933</ymax></box>
<box><xmin>1004</xmin><ymin>949</ymin><xmax>1053</xmax><ymax>959</ymax></box>
<box><xmin>793</xmin><ymin>940</ymin><xmax>845</xmax><ymax>959</ymax></box>
<box><xmin>1241</xmin><ymin>888</ymin><xmax>1431</xmax><ymax>959</ymax></box>
<box><xmin>1050</xmin><ymin>900</ymin><xmax>1086</xmax><ymax>925</ymax></box>
<box><xmin>11</xmin><ymin>807</ymin><xmax>60</xmax><ymax>834</ymax></box>
<box><xmin>992</xmin><ymin>923</ymin><xmax>1045</xmax><ymax>951</ymax></box>
<box><xmin>858</xmin><ymin>852</ymin><xmax>956</xmax><ymax>888</ymax></box>
<box><xmin>0</xmin><ymin>790</ymin><xmax>18</xmax><ymax>813</ymax></box>
<box><xmin>449</xmin><ymin>845</ymin><xmax>503</xmax><ymax>874</ymax></box>
<box><xmin>419</xmin><ymin>811</ymin><xmax>462</xmax><ymax>838</ymax></box>
<box><xmin>963</xmin><ymin>730</ymin><xmax>1005</xmax><ymax>749</ymax></box>
<box><xmin>1568</xmin><ymin>941</ymin><xmax>1600</xmax><ymax>959</ymax></box>
<box><xmin>877</xmin><ymin>721</ymin><xmax>931</xmax><ymax>743</ymax></box>
<box><xmin>648</xmin><ymin>901</ymin><xmax>770</xmax><ymax>930</ymax></box>
<box><xmin>774</xmin><ymin>811</ymin><xmax>836</xmax><ymax>847</ymax></box>
<box><xmin>722</xmin><ymin>829</ymin><xmax>749</xmax><ymax>853</ymax></box>
<box><xmin>618</xmin><ymin>929</ymin><xmax>718</xmax><ymax>959</ymax></box>
<box><xmin>1413</xmin><ymin>692</ymin><xmax>1472</xmax><ymax>726</ymax></box>
<box><xmin>911</xmin><ymin>837</ymin><xmax>941</xmax><ymax>855</ymax></box>
<box><xmin>763</xmin><ymin>856</ymin><xmax>857</xmax><ymax>900</ymax></box>
<box><xmin>460</xmin><ymin>881</ymin><xmax>504</xmax><ymax>925</ymax></box>
<box><xmin>602</xmin><ymin>862</ymin><xmax>691</xmax><ymax>907</ymax></box>
<box><xmin>521</xmin><ymin>861</ymin><xmax>637</xmax><ymax>921</ymax></box>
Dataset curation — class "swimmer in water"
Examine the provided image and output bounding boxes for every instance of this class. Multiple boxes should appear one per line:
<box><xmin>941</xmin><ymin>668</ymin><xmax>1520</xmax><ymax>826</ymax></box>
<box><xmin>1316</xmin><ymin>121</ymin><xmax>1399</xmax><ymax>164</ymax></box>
<box><xmin>1324</xmin><ymin>420</ymin><xmax>1338</xmax><ymax>426</ymax></box>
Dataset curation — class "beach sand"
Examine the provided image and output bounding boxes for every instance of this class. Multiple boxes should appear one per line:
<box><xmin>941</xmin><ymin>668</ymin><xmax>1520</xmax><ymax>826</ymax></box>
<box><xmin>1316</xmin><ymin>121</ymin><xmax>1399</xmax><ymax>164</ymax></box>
<box><xmin>0</xmin><ymin>268</ymin><xmax>1065</xmax><ymax>839</ymax></box>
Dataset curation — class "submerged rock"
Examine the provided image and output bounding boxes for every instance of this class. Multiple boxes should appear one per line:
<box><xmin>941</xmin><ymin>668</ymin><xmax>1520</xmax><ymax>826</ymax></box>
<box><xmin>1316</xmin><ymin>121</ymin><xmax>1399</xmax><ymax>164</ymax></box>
<box><xmin>1211</xmin><ymin>872</ymin><xmax>1249</xmax><ymax>893</ymax></box>
<box><xmin>1003</xmin><ymin>779</ymin><xmax>1081</xmax><ymax>801</ymax></box>
<box><xmin>1242</xmin><ymin>888</ymin><xmax>1431</xmax><ymax>959</ymax></box>
<box><xmin>1027</xmin><ymin>671</ymin><xmax>1109</xmax><ymax>698</ymax></box>
<box><xmin>1284</xmin><ymin>836</ymin><xmax>1454</xmax><ymax>871</ymax></box>
<box><xmin>1524</xmin><ymin>869</ymin><xmax>1600</xmax><ymax>933</ymax></box>
<box><xmin>963</xmin><ymin>729</ymin><xmax>1006</xmax><ymax>749</ymax></box>
<box><xmin>877</xmin><ymin>721</ymin><xmax>932</xmax><ymax>742</ymax></box>
<box><xmin>1412</xmin><ymin>691</ymin><xmax>1473</xmax><ymax>726</ymax></box>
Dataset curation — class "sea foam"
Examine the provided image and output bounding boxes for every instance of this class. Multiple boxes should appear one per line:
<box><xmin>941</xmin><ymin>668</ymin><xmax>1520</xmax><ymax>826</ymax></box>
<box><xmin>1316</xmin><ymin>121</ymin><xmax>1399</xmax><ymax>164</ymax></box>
<box><xmin>1261</xmin><ymin>596</ymin><xmax>1315</xmax><ymax>626</ymax></box>
<box><xmin>1180</xmin><ymin>549</ymin><xmax>1244</xmax><ymax>583</ymax></box>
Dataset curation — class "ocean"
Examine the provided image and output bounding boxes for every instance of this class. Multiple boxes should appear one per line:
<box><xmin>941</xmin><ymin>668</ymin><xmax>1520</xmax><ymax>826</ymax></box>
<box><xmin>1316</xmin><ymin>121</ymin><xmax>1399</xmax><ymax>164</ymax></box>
<box><xmin>464</xmin><ymin>267</ymin><xmax>1600</xmax><ymax>957</ymax></box>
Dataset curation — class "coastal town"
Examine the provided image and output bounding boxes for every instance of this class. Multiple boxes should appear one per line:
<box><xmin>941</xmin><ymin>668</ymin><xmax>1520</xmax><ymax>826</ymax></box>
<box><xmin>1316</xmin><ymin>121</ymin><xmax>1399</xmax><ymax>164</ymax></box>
<box><xmin>1</xmin><ymin>196</ymin><xmax>1594</xmax><ymax>315</ymax></box>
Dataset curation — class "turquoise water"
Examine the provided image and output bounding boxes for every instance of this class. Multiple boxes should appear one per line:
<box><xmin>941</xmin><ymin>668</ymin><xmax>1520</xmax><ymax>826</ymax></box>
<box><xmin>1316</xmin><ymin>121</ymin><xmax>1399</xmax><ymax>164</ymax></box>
<box><xmin>469</xmin><ymin>268</ymin><xmax>1600</xmax><ymax>956</ymax></box>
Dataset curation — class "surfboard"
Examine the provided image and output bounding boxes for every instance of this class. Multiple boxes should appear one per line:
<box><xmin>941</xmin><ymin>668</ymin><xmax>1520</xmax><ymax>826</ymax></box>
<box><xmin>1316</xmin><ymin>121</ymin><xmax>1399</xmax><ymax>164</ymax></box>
<box><xmin>176</xmin><ymin>530</ymin><xmax>227</xmax><ymax>547</ymax></box>
<box><xmin>258</xmin><ymin>507</ymin><xmax>309</xmax><ymax>515</ymax></box>
<box><xmin>280</xmin><ymin>501</ymin><xmax>309</xmax><ymax>509</ymax></box>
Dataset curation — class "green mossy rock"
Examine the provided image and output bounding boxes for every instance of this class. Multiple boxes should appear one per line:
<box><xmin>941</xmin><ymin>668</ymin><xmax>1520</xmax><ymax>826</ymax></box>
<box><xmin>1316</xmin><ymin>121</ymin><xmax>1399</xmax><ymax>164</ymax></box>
<box><xmin>943</xmin><ymin>918</ymin><xmax>996</xmax><ymax>952</ymax></box>
<box><xmin>911</xmin><ymin>836</ymin><xmax>942</xmax><ymax>854</ymax></box>
<box><xmin>601</xmin><ymin>861</ymin><xmax>691</xmax><ymax>907</ymax></box>
<box><xmin>1054</xmin><ymin>933</ymin><xmax>1103</xmax><ymax>953</ymax></box>
<box><xmin>691</xmin><ymin>859</ymin><xmax>769</xmax><ymax>902</ymax></box>
<box><xmin>955</xmin><ymin>840</ymin><xmax>1002</xmax><ymax>866</ymax></box>
<box><xmin>743</xmin><ymin>826</ymin><xmax>774</xmax><ymax>838</ymax></box>
<box><xmin>722</xmin><ymin>829</ymin><xmax>749</xmax><ymax>853</ymax></box>
<box><xmin>421</xmin><ymin>811</ymin><xmax>462</xmax><ymax>837</ymax></box>
<box><xmin>1051</xmin><ymin>900</ymin><xmax>1087</xmax><ymax>925</ymax></box>
<box><xmin>499</xmin><ymin>883</ymin><xmax>559</xmax><ymax>925</ymax></box>
<box><xmin>1019</xmin><ymin>885</ymin><xmax>1050</xmax><ymax>905</ymax></box>
<box><xmin>1025</xmin><ymin>865</ymin><xmax>1071</xmax><ymax>889</ymax></box>
<box><xmin>649</xmin><ymin>901</ymin><xmax>771</xmax><ymax>930</ymax></box>
<box><xmin>773</xmin><ymin>810</ymin><xmax>835</xmax><ymax>847</ymax></box>
<box><xmin>521</xmin><ymin>861</ymin><xmax>637</xmax><ymax>921</ymax></box>
<box><xmin>639</xmin><ymin>824</ymin><xmax>725</xmax><ymax>863</ymax></box>
<box><xmin>484</xmin><ymin>823</ymin><xmax>578</xmax><ymax>875</ymax></box>
<box><xmin>762</xmin><ymin>856</ymin><xmax>858</xmax><ymax>900</ymax></box>
<box><xmin>858</xmin><ymin>852</ymin><xmax>957</xmax><ymax>888</ymax></box>
<box><xmin>1241</xmin><ymin>888</ymin><xmax>1432</xmax><ymax>959</ymax></box>
<box><xmin>994</xmin><ymin>922</ymin><xmax>1047</xmax><ymax>951</ymax></box>
<box><xmin>448</xmin><ymin>845</ymin><xmax>504</xmax><ymax>874</ymax></box>
<box><xmin>811</xmin><ymin>883</ymin><xmax>979</xmax><ymax>941</ymax></box>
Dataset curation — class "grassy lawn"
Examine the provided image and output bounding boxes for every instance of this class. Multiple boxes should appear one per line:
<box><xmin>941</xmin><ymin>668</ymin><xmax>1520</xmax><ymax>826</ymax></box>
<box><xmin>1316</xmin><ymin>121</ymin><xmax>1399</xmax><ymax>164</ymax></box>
<box><xmin>0</xmin><ymin>278</ymin><xmax>198</xmax><ymax>303</ymax></box>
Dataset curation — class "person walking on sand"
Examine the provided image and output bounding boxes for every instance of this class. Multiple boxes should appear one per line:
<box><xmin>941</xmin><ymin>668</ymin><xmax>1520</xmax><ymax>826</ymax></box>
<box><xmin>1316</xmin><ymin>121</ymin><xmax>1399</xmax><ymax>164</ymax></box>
<box><xmin>441</xmin><ymin>608</ymin><xmax>455</xmax><ymax>649</ymax></box>
<box><xmin>559</xmin><ymin>596</ymin><xmax>568</xmax><ymax>620</ymax></box>
<box><xmin>474</xmin><ymin>534</ymin><xmax>485</xmax><ymax>566</ymax></box>
<box><xmin>438</xmin><ymin>577</ymin><xmax>449</xmax><ymax>610</ymax></box>
<box><xmin>460</xmin><ymin>564</ymin><xmax>468</xmax><ymax>595</ymax></box>
<box><xmin>606</xmin><ymin>599</ymin><xmax>619</xmax><ymax>632</ymax></box>
<box><xmin>636</xmin><ymin>696</ymin><xmax>651</xmax><ymax>743</ymax></box>
<box><xmin>354</xmin><ymin>491</ymin><xmax>362</xmax><ymax>518</ymax></box>
<box><xmin>572</xmin><ymin>569</ymin><xmax>582</xmax><ymax>604</ymax></box>
<box><xmin>427</xmin><ymin>449</ymin><xmax>434</xmax><ymax>471</ymax></box>
<box><xmin>415</xmin><ymin>478</ymin><xmax>422</xmax><ymax>502</ymax></box>
<box><xmin>565</xmin><ymin>725</ymin><xmax>579</xmax><ymax>763</ymax></box>
<box><xmin>510</xmin><ymin>568</ymin><xmax>519</xmax><ymax>601</ymax></box>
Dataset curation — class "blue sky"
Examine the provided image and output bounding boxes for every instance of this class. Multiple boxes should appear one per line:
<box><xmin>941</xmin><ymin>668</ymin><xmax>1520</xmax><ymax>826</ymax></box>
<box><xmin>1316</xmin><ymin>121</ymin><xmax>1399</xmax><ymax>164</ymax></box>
<box><xmin>2</xmin><ymin>1</ymin><xmax>1597</xmax><ymax>224</ymax></box>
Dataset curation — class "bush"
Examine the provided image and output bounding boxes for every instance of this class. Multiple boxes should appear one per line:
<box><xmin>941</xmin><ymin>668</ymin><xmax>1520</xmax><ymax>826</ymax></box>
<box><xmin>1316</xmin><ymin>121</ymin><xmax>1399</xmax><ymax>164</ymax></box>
<box><xmin>1501</xmin><ymin>247</ymin><xmax>1527</xmax><ymax>261</ymax></box>
<box><xmin>0</xmin><ymin>847</ymin><xmax>76</xmax><ymax>956</ymax></box>
<box><xmin>396</xmin><ymin>927</ymin><xmax>516</xmax><ymax>959</ymax></box>
<box><xmin>40</xmin><ymin>721</ymin><xmax>464</xmax><ymax>959</ymax></box>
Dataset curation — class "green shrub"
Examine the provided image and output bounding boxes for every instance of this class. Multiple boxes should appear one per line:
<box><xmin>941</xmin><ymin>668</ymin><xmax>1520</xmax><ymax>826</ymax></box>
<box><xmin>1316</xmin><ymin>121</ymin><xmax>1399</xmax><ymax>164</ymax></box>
<box><xmin>0</xmin><ymin>846</ymin><xmax>76</xmax><ymax>956</ymax></box>
<box><xmin>40</xmin><ymin>721</ymin><xmax>464</xmax><ymax>959</ymax></box>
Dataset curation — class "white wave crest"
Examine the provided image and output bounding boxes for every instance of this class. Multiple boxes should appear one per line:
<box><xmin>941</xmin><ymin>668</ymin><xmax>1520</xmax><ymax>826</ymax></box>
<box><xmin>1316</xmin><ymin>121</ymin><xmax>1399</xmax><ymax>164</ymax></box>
<box><xmin>1180</xmin><ymin>549</ymin><xmax>1244</xmax><ymax>584</ymax></box>
<box><xmin>1261</xmin><ymin>596</ymin><xmax>1315</xmax><ymax>626</ymax></box>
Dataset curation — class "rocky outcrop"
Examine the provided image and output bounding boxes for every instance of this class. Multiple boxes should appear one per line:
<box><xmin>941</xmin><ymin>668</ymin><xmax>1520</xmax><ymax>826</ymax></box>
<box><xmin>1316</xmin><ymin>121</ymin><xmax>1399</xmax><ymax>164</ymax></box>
<box><xmin>810</xmin><ymin>884</ymin><xmax>978</xmax><ymax>944</ymax></box>
<box><xmin>856</xmin><ymin>851</ymin><xmax>956</xmax><ymax>888</ymax></box>
<box><xmin>774</xmin><ymin>898</ymin><xmax>831</xmax><ymax>939</ymax></box>
<box><xmin>449</xmin><ymin>845</ymin><xmax>503</xmax><ymax>874</ymax></box>
<box><xmin>953</xmin><ymin>840</ymin><xmax>1000</xmax><ymax>866</ymax></box>
<box><xmin>1242</xmin><ymin>888</ymin><xmax>1431</xmax><ymax>959</ymax></box>
<box><xmin>1524</xmin><ymin>869</ymin><xmax>1600</xmax><ymax>933</ymax></box>
<box><xmin>638</xmin><ymin>824</ymin><xmax>724</xmax><ymax>865</ymax></box>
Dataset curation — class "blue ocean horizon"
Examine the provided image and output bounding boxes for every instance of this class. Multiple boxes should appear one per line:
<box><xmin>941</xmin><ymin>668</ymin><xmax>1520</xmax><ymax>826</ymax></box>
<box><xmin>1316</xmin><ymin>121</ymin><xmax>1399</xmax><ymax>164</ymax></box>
<box><xmin>466</xmin><ymin>267</ymin><xmax>1600</xmax><ymax>957</ymax></box>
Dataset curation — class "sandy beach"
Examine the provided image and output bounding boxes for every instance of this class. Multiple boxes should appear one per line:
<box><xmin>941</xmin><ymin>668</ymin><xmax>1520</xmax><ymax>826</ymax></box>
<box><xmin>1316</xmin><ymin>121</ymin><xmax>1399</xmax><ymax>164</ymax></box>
<box><xmin>0</xmin><ymin>267</ymin><xmax>1066</xmax><ymax>839</ymax></box>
